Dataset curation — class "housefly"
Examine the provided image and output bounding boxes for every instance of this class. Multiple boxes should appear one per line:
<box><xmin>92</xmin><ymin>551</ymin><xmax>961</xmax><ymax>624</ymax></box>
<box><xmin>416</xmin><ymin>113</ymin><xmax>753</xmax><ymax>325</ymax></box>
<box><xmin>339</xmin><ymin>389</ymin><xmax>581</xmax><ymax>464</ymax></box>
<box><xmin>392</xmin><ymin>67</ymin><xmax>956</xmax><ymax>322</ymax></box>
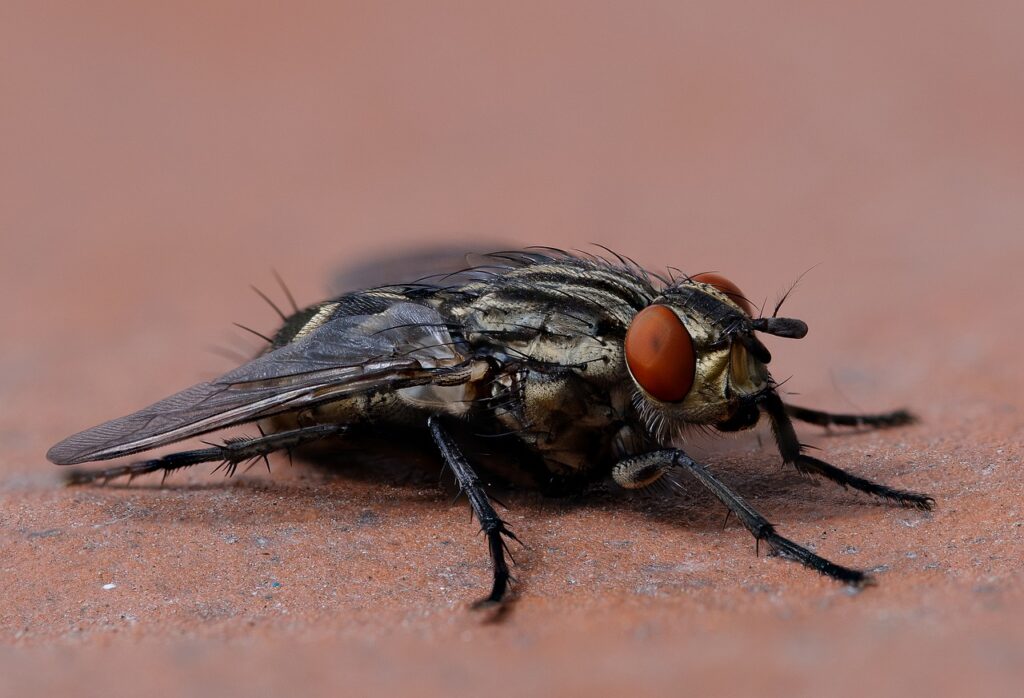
<box><xmin>48</xmin><ymin>248</ymin><xmax>933</xmax><ymax>606</ymax></box>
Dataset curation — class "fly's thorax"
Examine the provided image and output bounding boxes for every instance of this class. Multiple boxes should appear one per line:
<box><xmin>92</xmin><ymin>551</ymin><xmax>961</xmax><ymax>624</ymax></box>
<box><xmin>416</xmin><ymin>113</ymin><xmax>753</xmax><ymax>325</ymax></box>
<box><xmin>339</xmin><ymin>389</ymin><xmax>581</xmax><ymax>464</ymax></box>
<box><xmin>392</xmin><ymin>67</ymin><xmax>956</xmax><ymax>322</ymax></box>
<box><xmin>452</xmin><ymin>294</ymin><xmax>630</xmax><ymax>387</ymax></box>
<box><xmin>440</xmin><ymin>259</ymin><xmax>657</xmax><ymax>388</ymax></box>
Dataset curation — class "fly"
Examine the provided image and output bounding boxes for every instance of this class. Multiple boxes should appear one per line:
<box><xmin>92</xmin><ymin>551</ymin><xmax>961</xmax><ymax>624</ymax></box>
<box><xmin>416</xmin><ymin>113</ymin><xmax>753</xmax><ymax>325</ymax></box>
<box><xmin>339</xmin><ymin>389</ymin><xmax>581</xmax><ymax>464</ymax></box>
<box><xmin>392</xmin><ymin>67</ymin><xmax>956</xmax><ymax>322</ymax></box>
<box><xmin>48</xmin><ymin>248</ymin><xmax>934</xmax><ymax>606</ymax></box>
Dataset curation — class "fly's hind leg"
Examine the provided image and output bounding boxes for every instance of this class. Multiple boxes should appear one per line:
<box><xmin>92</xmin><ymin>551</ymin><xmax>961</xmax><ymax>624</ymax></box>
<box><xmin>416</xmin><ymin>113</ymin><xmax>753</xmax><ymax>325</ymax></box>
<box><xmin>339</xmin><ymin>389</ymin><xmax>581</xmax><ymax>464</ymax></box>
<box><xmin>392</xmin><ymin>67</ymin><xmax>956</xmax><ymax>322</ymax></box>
<box><xmin>65</xmin><ymin>424</ymin><xmax>347</xmax><ymax>485</ymax></box>
<box><xmin>615</xmin><ymin>449</ymin><xmax>871</xmax><ymax>585</ymax></box>
<box><xmin>784</xmin><ymin>403</ymin><xmax>915</xmax><ymax>429</ymax></box>
<box><xmin>428</xmin><ymin>415</ymin><xmax>520</xmax><ymax>607</ymax></box>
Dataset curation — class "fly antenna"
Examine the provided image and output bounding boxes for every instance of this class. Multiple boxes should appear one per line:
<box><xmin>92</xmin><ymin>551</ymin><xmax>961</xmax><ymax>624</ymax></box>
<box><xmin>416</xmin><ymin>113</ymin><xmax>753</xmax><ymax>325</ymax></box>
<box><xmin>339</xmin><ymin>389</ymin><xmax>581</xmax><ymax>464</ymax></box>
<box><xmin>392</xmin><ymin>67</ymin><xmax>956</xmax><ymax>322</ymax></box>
<box><xmin>751</xmin><ymin>317</ymin><xmax>808</xmax><ymax>339</ymax></box>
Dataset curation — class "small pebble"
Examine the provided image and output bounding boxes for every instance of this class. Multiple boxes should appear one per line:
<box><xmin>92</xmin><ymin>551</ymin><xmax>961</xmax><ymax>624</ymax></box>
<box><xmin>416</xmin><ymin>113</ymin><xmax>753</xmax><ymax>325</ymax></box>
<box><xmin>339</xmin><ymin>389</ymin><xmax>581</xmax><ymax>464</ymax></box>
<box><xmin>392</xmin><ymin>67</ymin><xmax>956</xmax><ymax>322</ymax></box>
<box><xmin>102</xmin><ymin>583</ymin><xmax>117</xmax><ymax>590</ymax></box>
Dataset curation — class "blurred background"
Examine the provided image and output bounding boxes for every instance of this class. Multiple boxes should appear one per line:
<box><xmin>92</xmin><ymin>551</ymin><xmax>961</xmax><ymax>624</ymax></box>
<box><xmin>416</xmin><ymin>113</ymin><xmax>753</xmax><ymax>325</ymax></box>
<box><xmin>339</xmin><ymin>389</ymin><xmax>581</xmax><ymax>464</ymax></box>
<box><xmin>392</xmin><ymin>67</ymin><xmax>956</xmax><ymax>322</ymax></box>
<box><xmin>2</xmin><ymin>2</ymin><xmax>1022</xmax><ymax>696</ymax></box>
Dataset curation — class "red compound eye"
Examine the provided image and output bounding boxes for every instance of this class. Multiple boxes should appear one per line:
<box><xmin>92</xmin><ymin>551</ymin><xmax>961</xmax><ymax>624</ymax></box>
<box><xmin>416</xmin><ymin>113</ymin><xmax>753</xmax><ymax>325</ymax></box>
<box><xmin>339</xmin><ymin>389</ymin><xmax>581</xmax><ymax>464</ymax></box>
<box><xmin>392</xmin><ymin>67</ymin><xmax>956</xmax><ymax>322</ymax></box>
<box><xmin>691</xmin><ymin>272</ymin><xmax>753</xmax><ymax>316</ymax></box>
<box><xmin>624</xmin><ymin>305</ymin><xmax>696</xmax><ymax>402</ymax></box>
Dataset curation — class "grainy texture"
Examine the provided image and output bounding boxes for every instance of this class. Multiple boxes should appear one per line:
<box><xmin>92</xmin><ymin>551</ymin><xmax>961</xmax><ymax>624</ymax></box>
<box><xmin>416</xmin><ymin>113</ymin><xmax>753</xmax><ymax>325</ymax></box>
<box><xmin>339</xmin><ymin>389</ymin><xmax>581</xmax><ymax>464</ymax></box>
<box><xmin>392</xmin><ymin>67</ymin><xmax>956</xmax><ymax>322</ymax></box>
<box><xmin>1</xmin><ymin>2</ymin><xmax>1022</xmax><ymax>696</ymax></box>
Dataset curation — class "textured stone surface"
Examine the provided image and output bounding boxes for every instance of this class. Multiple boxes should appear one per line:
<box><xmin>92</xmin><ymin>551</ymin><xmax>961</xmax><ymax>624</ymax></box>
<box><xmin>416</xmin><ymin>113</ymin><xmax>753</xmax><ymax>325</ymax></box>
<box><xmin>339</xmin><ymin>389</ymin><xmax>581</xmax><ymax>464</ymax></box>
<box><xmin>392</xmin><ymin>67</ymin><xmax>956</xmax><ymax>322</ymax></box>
<box><xmin>2</xmin><ymin>2</ymin><xmax>1022</xmax><ymax>695</ymax></box>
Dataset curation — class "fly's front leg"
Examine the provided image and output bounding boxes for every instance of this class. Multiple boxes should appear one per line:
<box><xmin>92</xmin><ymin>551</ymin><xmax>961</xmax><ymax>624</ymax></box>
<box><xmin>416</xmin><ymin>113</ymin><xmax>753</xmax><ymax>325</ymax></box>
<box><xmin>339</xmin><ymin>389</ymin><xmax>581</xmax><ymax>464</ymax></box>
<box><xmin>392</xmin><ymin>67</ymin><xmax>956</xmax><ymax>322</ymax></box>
<box><xmin>762</xmin><ymin>393</ymin><xmax>934</xmax><ymax>510</ymax></box>
<box><xmin>785</xmin><ymin>403</ymin><xmax>915</xmax><ymax>430</ymax></box>
<box><xmin>64</xmin><ymin>424</ymin><xmax>346</xmax><ymax>485</ymax></box>
<box><xmin>428</xmin><ymin>415</ymin><xmax>520</xmax><ymax>607</ymax></box>
<box><xmin>612</xmin><ymin>450</ymin><xmax>671</xmax><ymax>489</ymax></box>
<box><xmin>614</xmin><ymin>449</ymin><xmax>870</xmax><ymax>585</ymax></box>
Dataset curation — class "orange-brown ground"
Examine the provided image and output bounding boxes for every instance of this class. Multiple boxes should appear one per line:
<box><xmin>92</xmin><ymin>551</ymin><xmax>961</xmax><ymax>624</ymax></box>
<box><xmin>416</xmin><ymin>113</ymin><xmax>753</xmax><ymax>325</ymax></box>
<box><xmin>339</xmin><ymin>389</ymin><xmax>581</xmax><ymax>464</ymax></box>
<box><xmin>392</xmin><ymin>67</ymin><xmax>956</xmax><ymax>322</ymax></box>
<box><xmin>2</xmin><ymin>3</ymin><xmax>1022</xmax><ymax>696</ymax></box>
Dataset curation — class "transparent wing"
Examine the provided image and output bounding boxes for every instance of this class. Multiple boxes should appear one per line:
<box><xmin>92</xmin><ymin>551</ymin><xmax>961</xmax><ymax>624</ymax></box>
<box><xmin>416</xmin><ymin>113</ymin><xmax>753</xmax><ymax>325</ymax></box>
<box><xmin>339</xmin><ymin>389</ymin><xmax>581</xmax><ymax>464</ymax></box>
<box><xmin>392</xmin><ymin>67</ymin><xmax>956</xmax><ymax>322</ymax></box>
<box><xmin>47</xmin><ymin>303</ymin><xmax>468</xmax><ymax>465</ymax></box>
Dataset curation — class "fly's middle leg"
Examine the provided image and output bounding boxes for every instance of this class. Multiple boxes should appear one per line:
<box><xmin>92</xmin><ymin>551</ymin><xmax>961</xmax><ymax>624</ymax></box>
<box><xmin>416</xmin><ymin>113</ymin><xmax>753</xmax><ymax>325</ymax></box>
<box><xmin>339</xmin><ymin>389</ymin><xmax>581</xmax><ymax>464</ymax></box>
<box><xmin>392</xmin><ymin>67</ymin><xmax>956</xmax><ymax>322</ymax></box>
<box><xmin>428</xmin><ymin>415</ymin><xmax>520</xmax><ymax>607</ymax></box>
<box><xmin>64</xmin><ymin>424</ymin><xmax>346</xmax><ymax>485</ymax></box>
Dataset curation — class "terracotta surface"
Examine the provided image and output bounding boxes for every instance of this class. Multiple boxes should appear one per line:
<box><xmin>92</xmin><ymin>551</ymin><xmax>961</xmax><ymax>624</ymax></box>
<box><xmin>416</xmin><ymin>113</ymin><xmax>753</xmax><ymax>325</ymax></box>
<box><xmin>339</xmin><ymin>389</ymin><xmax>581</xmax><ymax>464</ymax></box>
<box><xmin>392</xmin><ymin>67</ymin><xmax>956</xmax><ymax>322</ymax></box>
<box><xmin>2</xmin><ymin>2</ymin><xmax>1022</xmax><ymax>696</ymax></box>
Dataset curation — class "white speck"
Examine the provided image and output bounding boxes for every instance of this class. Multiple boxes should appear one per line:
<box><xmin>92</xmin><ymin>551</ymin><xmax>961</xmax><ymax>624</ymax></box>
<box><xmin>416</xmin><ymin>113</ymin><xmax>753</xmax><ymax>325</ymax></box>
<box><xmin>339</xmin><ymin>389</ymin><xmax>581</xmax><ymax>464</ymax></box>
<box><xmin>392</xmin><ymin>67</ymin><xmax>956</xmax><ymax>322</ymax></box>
<box><xmin>102</xmin><ymin>583</ymin><xmax>117</xmax><ymax>590</ymax></box>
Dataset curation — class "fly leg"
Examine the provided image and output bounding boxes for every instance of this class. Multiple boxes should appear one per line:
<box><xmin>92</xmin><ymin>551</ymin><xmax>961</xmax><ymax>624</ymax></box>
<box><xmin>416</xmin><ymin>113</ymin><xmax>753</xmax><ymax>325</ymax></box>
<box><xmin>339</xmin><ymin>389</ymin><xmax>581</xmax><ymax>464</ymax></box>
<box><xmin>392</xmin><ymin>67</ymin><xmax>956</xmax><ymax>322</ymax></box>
<box><xmin>784</xmin><ymin>403</ymin><xmax>915</xmax><ymax>429</ymax></box>
<box><xmin>615</xmin><ymin>449</ymin><xmax>870</xmax><ymax>585</ymax></box>
<box><xmin>428</xmin><ymin>415</ymin><xmax>520</xmax><ymax>607</ymax></box>
<box><xmin>64</xmin><ymin>424</ymin><xmax>346</xmax><ymax>485</ymax></box>
<box><xmin>762</xmin><ymin>393</ymin><xmax>934</xmax><ymax>510</ymax></box>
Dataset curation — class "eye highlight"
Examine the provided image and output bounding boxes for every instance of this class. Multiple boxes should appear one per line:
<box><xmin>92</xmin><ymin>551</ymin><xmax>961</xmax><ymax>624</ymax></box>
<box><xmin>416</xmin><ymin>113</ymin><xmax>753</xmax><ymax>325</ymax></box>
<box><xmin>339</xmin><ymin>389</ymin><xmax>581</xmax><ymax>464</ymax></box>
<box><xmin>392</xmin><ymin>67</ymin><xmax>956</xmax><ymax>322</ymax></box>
<box><xmin>624</xmin><ymin>305</ymin><xmax>696</xmax><ymax>402</ymax></box>
<box><xmin>691</xmin><ymin>272</ymin><xmax>753</xmax><ymax>316</ymax></box>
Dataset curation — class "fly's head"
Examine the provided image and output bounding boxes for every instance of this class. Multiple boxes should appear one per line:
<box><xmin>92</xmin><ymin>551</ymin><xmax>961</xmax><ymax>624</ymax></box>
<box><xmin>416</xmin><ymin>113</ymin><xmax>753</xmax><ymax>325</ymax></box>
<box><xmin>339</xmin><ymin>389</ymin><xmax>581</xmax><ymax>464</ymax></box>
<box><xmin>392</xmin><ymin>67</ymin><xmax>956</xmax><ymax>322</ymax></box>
<box><xmin>624</xmin><ymin>273</ymin><xmax>808</xmax><ymax>442</ymax></box>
